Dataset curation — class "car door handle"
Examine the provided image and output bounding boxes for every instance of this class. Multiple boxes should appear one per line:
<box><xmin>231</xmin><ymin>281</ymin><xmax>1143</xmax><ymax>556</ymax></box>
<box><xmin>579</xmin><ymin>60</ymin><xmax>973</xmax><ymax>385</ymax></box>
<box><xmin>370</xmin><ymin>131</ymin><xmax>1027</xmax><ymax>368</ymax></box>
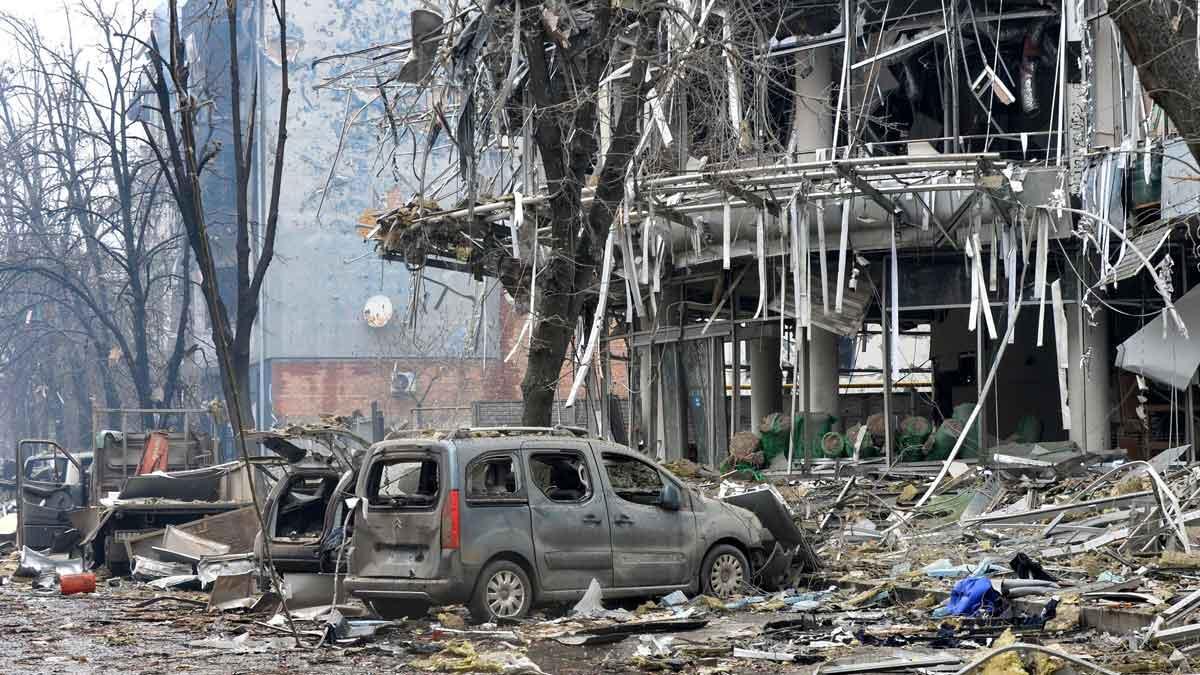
<box><xmin>582</xmin><ymin>514</ymin><xmax>602</xmax><ymax>525</ymax></box>
<box><xmin>614</xmin><ymin>514</ymin><xmax>634</xmax><ymax>526</ymax></box>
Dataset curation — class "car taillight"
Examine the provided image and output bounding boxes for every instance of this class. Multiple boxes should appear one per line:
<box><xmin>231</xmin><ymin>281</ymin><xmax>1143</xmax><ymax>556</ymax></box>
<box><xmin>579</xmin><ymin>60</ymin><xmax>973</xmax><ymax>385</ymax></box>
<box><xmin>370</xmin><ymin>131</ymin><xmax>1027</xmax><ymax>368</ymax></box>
<box><xmin>441</xmin><ymin>489</ymin><xmax>460</xmax><ymax>550</ymax></box>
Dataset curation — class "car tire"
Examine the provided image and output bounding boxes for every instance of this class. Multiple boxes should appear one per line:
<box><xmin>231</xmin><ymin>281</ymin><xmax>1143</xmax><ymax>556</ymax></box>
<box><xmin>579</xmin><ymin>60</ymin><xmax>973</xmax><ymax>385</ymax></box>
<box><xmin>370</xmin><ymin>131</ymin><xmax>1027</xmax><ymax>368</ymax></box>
<box><xmin>366</xmin><ymin>599</ymin><xmax>430</xmax><ymax>620</ymax></box>
<box><xmin>470</xmin><ymin>560</ymin><xmax>533</xmax><ymax>623</ymax></box>
<box><xmin>701</xmin><ymin>544</ymin><xmax>749</xmax><ymax>599</ymax></box>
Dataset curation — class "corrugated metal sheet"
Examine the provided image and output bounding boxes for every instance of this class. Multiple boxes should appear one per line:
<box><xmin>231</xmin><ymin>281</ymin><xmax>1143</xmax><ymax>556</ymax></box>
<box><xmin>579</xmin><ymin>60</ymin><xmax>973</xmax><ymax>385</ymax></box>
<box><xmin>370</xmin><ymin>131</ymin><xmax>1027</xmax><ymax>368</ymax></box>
<box><xmin>1108</xmin><ymin>220</ymin><xmax>1173</xmax><ymax>284</ymax></box>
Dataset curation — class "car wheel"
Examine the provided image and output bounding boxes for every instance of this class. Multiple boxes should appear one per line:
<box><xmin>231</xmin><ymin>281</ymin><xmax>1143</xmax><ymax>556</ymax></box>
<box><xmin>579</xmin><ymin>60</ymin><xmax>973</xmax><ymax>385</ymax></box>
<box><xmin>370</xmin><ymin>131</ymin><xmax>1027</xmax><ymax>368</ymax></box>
<box><xmin>470</xmin><ymin>560</ymin><xmax>532</xmax><ymax>623</ymax></box>
<box><xmin>701</xmin><ymin>544</ymin><xmax>748</xmax><ymax>598</ymax></box>
<box><xmin>366</xmin><ymin>599</ymin><xmax>430</xmax><ymax>620</ymax></box>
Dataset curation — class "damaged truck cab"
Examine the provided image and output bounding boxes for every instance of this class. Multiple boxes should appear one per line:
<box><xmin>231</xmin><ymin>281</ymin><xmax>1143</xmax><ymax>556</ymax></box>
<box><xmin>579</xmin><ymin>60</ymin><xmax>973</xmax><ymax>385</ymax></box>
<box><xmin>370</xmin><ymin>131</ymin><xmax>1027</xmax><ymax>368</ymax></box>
<box><xmin>343</xmin><ymin>427</ymin><xmax>785</xmax><ymax>622</ymax></box>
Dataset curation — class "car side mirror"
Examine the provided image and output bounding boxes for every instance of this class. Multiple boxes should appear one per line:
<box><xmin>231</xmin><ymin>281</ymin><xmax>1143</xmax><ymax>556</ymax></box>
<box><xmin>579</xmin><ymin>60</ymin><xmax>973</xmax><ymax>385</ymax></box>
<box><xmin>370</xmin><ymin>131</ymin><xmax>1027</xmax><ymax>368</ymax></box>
<box><xmin>660</xmin><ymin>482</ymin><xmax>681</xmax><ymax>511</ymax></box>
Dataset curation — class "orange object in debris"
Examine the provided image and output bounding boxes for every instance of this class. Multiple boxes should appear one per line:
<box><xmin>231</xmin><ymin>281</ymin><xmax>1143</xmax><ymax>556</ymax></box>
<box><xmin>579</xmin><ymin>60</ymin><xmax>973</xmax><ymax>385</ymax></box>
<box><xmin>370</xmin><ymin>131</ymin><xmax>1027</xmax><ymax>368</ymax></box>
<box><xmin>136</xmin><ymin>431</ymin><xmax>170</xmax><ymax>475</ymax></box>
<box><xmin>60</xmin><ymin>572</ymin><xmax>96</xmax><ymax>595</ymax></box>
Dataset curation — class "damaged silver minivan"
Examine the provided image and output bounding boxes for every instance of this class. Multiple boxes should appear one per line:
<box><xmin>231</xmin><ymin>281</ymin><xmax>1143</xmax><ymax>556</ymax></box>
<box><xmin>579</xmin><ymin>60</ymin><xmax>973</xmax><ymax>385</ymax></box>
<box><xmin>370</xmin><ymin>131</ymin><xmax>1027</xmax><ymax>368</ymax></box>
<box><xmin>344</xmin><ymin>427</ymin><xmax>796</xmax><ymax>622</ymax></box>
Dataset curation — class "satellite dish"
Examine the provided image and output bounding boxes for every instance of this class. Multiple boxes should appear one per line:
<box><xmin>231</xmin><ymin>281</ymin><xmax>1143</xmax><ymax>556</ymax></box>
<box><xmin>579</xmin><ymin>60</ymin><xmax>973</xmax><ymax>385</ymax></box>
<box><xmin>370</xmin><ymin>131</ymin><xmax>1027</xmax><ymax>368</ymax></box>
<box><xmin>363</xmin><ymin>295</ymin><xmax>393</xmax><ymax>328</ymax></box>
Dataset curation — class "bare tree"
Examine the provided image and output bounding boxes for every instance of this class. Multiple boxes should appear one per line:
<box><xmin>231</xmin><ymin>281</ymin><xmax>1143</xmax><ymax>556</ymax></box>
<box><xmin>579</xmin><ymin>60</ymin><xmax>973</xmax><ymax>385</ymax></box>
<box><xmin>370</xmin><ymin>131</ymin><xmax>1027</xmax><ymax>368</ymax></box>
<box><xmin>141</xmin><ymin>0</ymin><xmax>291</xmax><ymax>439</ymax></box>
<box><xmin>0</xmin><ymin>5</ymin><xmax>197</xmax><ymax>436</ymax></box>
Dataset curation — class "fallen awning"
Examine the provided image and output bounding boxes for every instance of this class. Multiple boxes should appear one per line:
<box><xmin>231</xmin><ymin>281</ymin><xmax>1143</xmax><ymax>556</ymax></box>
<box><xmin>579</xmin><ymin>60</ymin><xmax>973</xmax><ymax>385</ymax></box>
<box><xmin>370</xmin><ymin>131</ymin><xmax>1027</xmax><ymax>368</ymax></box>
<box><xmin>1115</xmin><ymin>284</ymin><xmax>1200</xmax><ymax>390</ymax></box>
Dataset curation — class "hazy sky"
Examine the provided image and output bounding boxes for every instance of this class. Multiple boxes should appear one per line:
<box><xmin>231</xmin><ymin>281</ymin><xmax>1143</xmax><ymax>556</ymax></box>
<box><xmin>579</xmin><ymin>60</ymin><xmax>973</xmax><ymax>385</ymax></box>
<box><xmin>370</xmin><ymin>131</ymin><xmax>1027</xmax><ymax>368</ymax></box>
<box><xmin>0</xmin><ymin>1</ymin><xmax>121</xmax><ymax>57</ymax></box>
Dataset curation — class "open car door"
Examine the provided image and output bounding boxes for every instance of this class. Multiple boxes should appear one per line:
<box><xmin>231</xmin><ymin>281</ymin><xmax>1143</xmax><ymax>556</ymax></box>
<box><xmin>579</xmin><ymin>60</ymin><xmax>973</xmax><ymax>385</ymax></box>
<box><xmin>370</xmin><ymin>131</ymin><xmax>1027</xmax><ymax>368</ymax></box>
<box><xmin>16</xmin><ymin>440</ymin><xmax>86</xmax><ymax>551</ymax></box>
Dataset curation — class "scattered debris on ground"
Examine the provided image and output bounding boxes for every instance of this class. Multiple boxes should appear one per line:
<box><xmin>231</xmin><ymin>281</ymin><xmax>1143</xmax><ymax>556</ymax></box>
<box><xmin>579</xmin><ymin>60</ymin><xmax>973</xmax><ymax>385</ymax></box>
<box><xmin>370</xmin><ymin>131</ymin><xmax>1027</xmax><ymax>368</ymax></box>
<box><xmin>3</xmin><ymin>435</ymin><xmax>1198</xmax><ymax>674</ymax></box>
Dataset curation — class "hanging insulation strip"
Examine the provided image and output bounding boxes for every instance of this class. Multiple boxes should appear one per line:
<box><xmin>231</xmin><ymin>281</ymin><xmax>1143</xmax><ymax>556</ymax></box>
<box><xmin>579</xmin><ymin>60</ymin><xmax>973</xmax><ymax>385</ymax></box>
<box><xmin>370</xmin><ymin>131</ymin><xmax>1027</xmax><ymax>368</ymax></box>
<box><xmin>834</xmin><ymin>195</ymin><xmax>851</xmax><ymax>313</ymax></box>
<box><xmin>566</xmin><ymin>228</ymin><xmax>616</xmax><ymax>407</ymax></box>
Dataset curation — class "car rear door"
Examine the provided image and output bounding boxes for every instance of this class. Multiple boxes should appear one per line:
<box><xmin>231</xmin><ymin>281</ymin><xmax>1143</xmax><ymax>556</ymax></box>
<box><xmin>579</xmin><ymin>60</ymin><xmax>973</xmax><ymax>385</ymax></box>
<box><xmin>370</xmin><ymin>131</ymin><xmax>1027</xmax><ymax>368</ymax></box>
<box><xmin>351</xmin><ymin>443</ymin><xmax>447</xmax><ymax>579</ymax></box>
<box><xmin>594</xmin><ymin>447</ymin><xmax>697</xmax><ymax>589</ymax></box>
<box><xmin>522</xmin><ymin>440</ymin><xmax>614</xmax><ymax>591</ymax></box>
<box><xmin>16</xmin><ymin>440</ymin><xmax>86</xmax><ymax>550</ymax></box>
<box><xmin>261</xmin><ymin>468</ymin><xmax>341</xmax><ymax>572</ymax></box>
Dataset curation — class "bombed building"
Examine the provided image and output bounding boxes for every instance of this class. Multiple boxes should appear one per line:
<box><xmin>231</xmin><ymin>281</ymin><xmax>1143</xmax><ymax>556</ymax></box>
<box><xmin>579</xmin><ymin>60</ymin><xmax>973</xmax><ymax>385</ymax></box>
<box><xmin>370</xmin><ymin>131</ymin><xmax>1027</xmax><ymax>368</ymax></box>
<box><xmin>11</xmin><ymin>0</ymin><xmax>1200</xmax><ymax>670</ymax></box>
<box><xmin>344</xmin><ymin>0</ymin><xmax>1191</xmax><ymax>470</ymax></box>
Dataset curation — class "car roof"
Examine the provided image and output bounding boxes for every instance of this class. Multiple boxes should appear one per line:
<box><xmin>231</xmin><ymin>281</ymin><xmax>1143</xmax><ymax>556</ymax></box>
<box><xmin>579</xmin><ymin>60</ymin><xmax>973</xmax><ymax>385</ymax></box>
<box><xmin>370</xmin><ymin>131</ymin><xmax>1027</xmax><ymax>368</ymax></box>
<box><xmin>367</xmin><ymin>432</ymin><xmax>655</xmax><ymax>468</ymax></box>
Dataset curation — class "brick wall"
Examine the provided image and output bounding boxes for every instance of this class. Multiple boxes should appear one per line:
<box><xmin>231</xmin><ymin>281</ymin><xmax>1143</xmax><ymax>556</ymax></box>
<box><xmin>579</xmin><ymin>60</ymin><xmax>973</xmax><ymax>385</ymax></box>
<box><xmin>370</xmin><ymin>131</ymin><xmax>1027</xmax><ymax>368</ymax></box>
<box><xmin>269</xmin><ymin>302</ymin><xmax>630</xmax><ymax>428</ymax></box>
<box><xmin>473</xmin><ymin>398</ymin><xmax>633</xmax><ymax>433</ymax></box>
<box><xmin>271</xmin><ymin>358</ymin><xmax>492</xmax><ymax>424</ymax></box>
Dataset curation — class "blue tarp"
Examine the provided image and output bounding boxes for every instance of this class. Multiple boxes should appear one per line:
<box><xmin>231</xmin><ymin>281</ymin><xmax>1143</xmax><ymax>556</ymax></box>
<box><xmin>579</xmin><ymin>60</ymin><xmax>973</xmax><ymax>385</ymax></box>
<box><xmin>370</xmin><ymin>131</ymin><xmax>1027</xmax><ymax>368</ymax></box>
<box><xmin>933</xmin><ymin>576</ymin><xmax>1003</xmax><ymax>618</ymax></box>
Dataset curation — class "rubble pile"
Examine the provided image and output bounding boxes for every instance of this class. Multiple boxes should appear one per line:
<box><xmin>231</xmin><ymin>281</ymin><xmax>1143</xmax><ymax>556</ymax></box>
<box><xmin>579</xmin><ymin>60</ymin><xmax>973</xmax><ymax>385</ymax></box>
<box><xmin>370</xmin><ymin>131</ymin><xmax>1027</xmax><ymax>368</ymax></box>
<box><xmin>4</xmin><ymin>432</ymin><xmax>1200</xmax><ymax>673</ymax></box>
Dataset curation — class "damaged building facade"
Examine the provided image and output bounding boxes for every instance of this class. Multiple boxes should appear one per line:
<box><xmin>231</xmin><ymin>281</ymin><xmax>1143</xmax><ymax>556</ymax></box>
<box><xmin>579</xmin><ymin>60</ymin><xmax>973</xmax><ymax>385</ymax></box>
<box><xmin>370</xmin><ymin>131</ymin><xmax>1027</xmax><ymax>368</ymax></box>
<box><xmin>176</xmin><ymin>0</ymin><xmax>595</xmax><ymax>439</ymax></box>
<box><xmin>356</xmin><ymin>0</ymin><xmax>1196</xmax><ymax>468</ymax></box>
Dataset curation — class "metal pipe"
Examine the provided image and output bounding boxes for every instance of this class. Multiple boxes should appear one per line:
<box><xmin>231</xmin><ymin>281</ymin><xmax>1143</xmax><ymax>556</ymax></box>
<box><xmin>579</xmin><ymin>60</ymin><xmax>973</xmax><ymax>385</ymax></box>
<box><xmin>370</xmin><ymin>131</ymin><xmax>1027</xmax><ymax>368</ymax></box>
<box><xmin>802</xmin><ymin>324</ymin><xmax>812</xmax><ymax>475</ymax></box>
<box><xmin>643</xmin><ymin>162</ymin><xmax>983</xmax><ymax>195</ymax></box>
<box><xmin>643</xmin><ymin>152</ymin><xmax>1001</xmax><ymax>187</ymax></box>
<box><xmin>646</xmin><ymin>182</ymin><xmax>978</xmax><ymax>216</ymax></box>
<box><xmin>901</xmin><ymin>59</ymin><xmax>922</xmax><ymax>102</ymax></box>
<box><xmin>842</xmin><ymin>0</ymin><xmax>854</xmax><ymax>153</ymax></box>
<box><xmin>949</xmin><ymin>2</ymin><xmax>961</xmax><ymax>152</ymax></box>
<box><xmin>881</xmin><ymin>257</ymin><xmax>893</xmax><ymax>465</ymax></box>
<box><xmin>1186</xmin><ymin>249</ymin><xmax>1197</xmax><ymax>461</ymax></box>
<box><xmin>730</xmin><ymin>280</ymin><xmax>741</xmax><ymax>436</ymax></box>
<box><xmin>1020</xmin><ymin>18</ymin><xmax>1053</xmax><ymax>116</ymax></box>
<box><xmin>408</xmin><ymin>181</ymin><xmax>981</xmax><ymax>229</ymax></box>
<box><xmin>976</xmin><ymin>287</ymin><xmax>987</xmax><ymax>456</ymax></box>
<box><xmin>952</xmin><ymin>643</ymin><xmax>1118</xmax><ymax>675</ymax></box>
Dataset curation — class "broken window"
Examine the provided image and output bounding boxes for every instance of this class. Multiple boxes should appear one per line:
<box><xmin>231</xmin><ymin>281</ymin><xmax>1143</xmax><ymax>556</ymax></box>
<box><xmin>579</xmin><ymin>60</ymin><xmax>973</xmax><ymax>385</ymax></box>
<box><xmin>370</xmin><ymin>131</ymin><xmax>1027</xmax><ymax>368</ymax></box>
<box><xmin>23</xmin><ymin>456</ymin><xmax>68</xmax><ymax>483</ymax></box>
<box><xmin>367</xmin><ymin>457</ymin><xmax>439</xmax><ymax>508</ymax></box>
<box><xmin>466</xmin><ymin>455</ymin><xmax>520</xmax><ymax>500</ymax></box>
<box><xmin>273</xmin><ymin>475</ymin><xmax>338</xmax><ymax>540</ymax></box>
<box><xmin>602</xmin><ymin>453</ymin><xmax>665</xmax><ymax>506</ymax></box>
<box><xmin>529</xmin><ymin>453</ymin><xmax>591</xmax><ymax>503</ymax></box>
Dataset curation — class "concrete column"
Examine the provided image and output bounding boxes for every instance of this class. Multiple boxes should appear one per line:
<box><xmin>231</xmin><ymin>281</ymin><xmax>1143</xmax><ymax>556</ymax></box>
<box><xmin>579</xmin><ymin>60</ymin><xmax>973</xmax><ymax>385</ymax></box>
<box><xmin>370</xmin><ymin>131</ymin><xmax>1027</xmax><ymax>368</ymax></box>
<box><xmin>638</xmin><ymin>343</ymin><xmax>655</xmax><ymax>452</ymax></box>
<box><xmin>788</xmin><ymin>47</ymin><xmax>834</xmax><ymax>159</ymax></box>
<box><xmin>1067</xmin><ymin>306</ymin><xmax>1111</xmax><ymax>450</ymax></box>
<box><xmin>801</xmin><ymin>327</ymin><xmax>841</xmax><ymax>416</ymax></box>
<box><xmin>749</xmin><ymin>337</ymin><xmax>784</xmax><ymax>427</ymax></box>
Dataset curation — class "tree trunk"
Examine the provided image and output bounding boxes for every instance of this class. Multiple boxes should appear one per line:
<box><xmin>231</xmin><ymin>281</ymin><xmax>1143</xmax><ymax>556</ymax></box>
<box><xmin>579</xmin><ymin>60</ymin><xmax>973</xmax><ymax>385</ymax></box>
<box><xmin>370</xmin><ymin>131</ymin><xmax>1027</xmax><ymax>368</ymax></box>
<box><xmin>516</xmin><ymin>9</ymin><xmax>660</xmax><ymax>427</ymax></box>
<box><xmin>68</xmin><ymin>353</ymin><xmax>92</xmax><ymax>448</ymax></box>
<box><xmin>90</xmin><ymin>340</ymin><xmax>122</xmax><ymax>430</ymax></box>
<box><xmin>230</xmin><ymin>328</ymin><xmax>256</xmax><ymax>429</ymax></box>
<box><xmin>520</xmin><ymin>260</ymin><xmax>592</xmax><ymax>426</ymax></box>
<box><xmin>1109</xmin><ymin>0</ymin><xmax>1200</xmax><ymax>163</ymax></box>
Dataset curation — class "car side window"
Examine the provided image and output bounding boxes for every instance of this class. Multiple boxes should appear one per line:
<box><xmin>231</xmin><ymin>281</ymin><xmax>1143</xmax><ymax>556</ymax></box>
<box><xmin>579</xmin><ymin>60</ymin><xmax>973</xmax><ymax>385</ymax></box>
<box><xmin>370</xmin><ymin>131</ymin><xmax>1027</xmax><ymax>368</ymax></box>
<box><xmin>529</xmin><ymin>453</ymin><xmax>592</xmax><ymax>503</ymax></box>
<box><xmin>602</xmin><ymin>453</ymin><xmax>665</xmax><ymax>506</ymax></box>
<box><xmin>466</xmin><ymin>455</ymin><xmax>521</xmax><ymax>501</ymax></box>
<box><xmin>25</xmin><ymin>457</ymin><xmax>66</xmax><ymax>483</ymax></box>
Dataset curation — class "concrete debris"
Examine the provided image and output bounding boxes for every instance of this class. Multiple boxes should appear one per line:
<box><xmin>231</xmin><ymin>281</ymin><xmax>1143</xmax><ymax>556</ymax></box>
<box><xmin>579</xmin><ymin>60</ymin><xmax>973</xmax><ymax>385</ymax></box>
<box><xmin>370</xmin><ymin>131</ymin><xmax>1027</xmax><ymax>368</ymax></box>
<box><xmin>5</xmin><ymin>425</ymin><xmax>1200</xmax><ymax>675</ymax></box>
<box><xmin>569</xmin><ymin>578</ymin><xmax>631</xmax><ymax>621</ymax></box>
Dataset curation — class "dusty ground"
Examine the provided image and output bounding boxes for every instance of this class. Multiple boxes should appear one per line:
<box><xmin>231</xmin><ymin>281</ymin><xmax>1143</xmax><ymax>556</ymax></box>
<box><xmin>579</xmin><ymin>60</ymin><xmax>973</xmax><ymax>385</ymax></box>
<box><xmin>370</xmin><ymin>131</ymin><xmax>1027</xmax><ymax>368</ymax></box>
<box><xmin>0</xmin><ymin>576</ymin><xmax>854</xmax><ymax>675</ymax></box>
<box><xmin>1</xmin><ymin>566</ymin><xmax>1160</xmax><ymax>674</ymax></box>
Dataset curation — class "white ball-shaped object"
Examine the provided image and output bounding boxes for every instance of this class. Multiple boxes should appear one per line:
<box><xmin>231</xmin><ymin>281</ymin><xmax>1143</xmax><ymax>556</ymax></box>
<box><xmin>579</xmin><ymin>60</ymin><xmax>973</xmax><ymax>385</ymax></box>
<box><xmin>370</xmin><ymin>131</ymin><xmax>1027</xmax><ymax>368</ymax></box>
<box><xmin>363</xmin><ymin>294</ymin><xmax>394</xmax><ymax>328</ymax></box>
